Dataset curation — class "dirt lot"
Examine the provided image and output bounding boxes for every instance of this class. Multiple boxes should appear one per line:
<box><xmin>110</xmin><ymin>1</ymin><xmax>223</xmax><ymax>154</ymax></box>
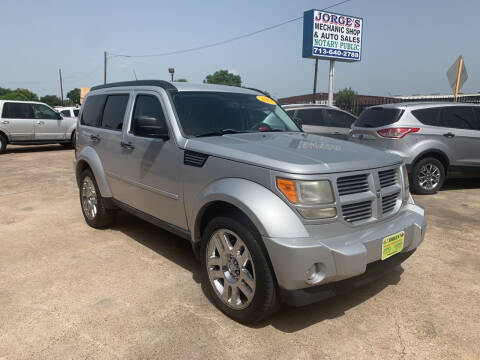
<box><xmin>0</xmin><ymin>145</ymin><xmax>479</xmax><ymax>359</ymax></box>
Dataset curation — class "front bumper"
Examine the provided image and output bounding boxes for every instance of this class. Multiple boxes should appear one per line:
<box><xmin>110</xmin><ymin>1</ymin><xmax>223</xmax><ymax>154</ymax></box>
<box><xmin>262</xmin><ymin>203</ymin><xmax>426</xmax><ymax>305</ymax></box>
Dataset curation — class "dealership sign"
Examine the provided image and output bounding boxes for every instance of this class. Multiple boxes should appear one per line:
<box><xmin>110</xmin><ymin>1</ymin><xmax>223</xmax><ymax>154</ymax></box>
<box><xmin>303</xmin><ymin>9</ymin><xmax>363</xmax><ymax>62</ymax></box>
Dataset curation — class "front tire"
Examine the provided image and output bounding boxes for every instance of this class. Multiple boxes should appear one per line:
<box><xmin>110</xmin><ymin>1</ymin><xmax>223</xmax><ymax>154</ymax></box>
<box><xmin>201</xmin><ymin>215</ymin><xmax>279</xmax><ymax>323</ymax></box>
<box><xmin>411</xmin><ymin>157</ymin><xmax>445</xmax><ymax>195</ymax></box>
<box><xmin>79</xmin><ymin>169</ymin><xmax>115</xmax><ymax>228</ymax></box>
<box><xmin>0</xmin><ymin>133</ymin><xmax>7</xmax><ymax>154</ymax></box>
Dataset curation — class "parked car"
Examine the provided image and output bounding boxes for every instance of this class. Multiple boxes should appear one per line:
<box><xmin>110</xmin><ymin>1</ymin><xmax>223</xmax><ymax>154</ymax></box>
<box><xmin>74</xmin><ymin>80</ymin><xmax>426</xmax><ymax>323</ymax></box>
<box><xmin>283</xmin><ymin>104</ymin><xmax>356</xmax><ymax>139</ymax></box>
<box><xmin>0</xmin><ymin>100</ymin><xmax>77</xmax><ymax>153</ymax></box>
<box><xmin>349</xmin><ymin>102</ymin><xmax>480</xmax><ymax>194</ymax></box>
<box><xmin>56</xmin><ymin>106</ymin><xmax>80</xmax><ymax>118</ymax></box>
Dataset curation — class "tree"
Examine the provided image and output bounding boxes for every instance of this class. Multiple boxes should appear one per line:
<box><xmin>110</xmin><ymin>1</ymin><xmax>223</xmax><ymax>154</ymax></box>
<box><xmin>67</xmin><ymin>88</ymin><xmax>80</xmax><ymax>105</ymax></box>
<box><xmin>40</xmin><ymin>95</ymin><xmax>62</xmax><ymax>107</ymax></box>
<box><xmin>174</xmin><ymin>78</ymin><xmax>188</xmax><ymax>82</ymax></box>
<box><xmin>204</xmin><ymin>70</ymin><xmax>241</xmax><ymax>87</ymax></box>
<box><xmin>0</xmin><ymin>88</ymin><xmax>39</xmax><ymax>101</ymax></box>
<box><xmin>336</xmin><ymin>87</ymin><xmax>357</xmax><ymax>106</ymax></box>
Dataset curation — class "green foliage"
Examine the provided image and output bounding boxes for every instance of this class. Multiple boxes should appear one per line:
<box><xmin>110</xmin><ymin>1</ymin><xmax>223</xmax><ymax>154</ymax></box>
<box><xmin>174</xmin><ymin>78</ymin><xmax>188</xmax><ymax>82</ymax></box>
<box><xmin>40</xmin><ymin>95</ymin><xmax>62</xmax><ymax>107</ymax></box>
<box><xmin>204</xmin><ymin>70</ymin><xmax>242</xmax><ymax>87</ymax></box>
<box><xmin>0</xmin><ymin>88</ymin><xmax>39</xmax><ymax>101</ymax></box>
<box><xmin>66</xmin><ymin>88</ymin><xmax>80</xmax><ymax>105</ymax></box>
<box><xmin>336</xmin><ymin>87</ymin><xmax>357</xmax><ymax>106</ymax></box>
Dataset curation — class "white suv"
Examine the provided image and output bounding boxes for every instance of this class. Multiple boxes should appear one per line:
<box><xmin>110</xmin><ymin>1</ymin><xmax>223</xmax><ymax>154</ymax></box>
<box><xmin>56</xmin><ymin>106</ymin><xmax>80</xmax><ymax>118</ymax></box>
<box><xmin>0</xmin><ymin>100</ymin><xmax>77</xmax><ymax>153</ymax></box>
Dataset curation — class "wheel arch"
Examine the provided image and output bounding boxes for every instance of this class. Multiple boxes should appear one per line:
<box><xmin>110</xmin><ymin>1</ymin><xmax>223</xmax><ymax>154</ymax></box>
<box><xmin>411</xmin><ymin>149</ymin><xmax>450</xmax><ymax>171</ymax></box>
<box><xmin>75</xmin><ymin>147</ymin><xmax>112</xmax><ymax>197</ymax></box>
<box><xmin>0</xmin><ymin>129</ymin><xmax>10</xmax><ymax>143</ymax></box>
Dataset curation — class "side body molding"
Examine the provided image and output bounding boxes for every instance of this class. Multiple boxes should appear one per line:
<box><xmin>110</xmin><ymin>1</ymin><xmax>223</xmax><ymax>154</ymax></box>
<box><xmin>75</xmin><ymin>146</ymin><xmax>112</xmax><ymax>197</ymax></box>
<box><xmin>191</xmin><ymin>178</ymin><xmax>309</xmax><ymax>243</ymax></box>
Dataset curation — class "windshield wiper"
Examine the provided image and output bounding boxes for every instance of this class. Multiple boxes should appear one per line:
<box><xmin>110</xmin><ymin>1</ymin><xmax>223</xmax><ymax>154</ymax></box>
<box><xmin>195</xmin><ymin>129</ymin><xmax>252</xmax><ymax>138</ymax></box>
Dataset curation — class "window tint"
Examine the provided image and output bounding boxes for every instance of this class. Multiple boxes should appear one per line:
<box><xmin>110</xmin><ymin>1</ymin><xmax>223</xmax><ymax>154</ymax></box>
<box><xmin>132</xmin><ymin>95</ymin><xmax>167</xmax><ymax>128</ymax></box>
<box><xmin>81</xmin><ymin>95</ymin><xmax>106</xmax><ymax>127</ymax></box>
<box><xmin>1</xmin><ymin>102</ymin><xmax>34</xmax><ymax>119</ymax></box>
<box><xmin>325</xmin><ymin>109</ymin><xmax>356</xmax><ymax>128</ymax></box>
<box><xmin>355</xmin><ymin>107</ymin><xmax>403</xmax><ymax>128</ymax></box>
<box><xmin>295</xmin><ymin>109</ymin><xmax>327</xmax><ymax>126</ymax></box>
<box><xmin>441</xmin><ymin>106</ymin><xmax>477</xmax><ymax>130</ymax></box>
<box><xmin>101</xmin><ymin>95</ymin><xmax>129</xmax><ymax>131</ymax></box>
<box><xmin>73</xmin><ymin>109</ymin><xmax>79</xmax><ymax>117</ymax></box>
<box><xmin>412</xmin><ymin>107</ymin><xmax>441</xmax><ymax>126</ymax></box>
<box><xmin>32</xmin><ymin>104</ymin><xmax>58</xmax><ymax>119</ymax></box>
<box><xmin>61</xmin><ymin>110</ymin><xmax>70</xmax><ymax>117</ymax></box>
<box><xmin>473</xmin><ymin>107</ymin><xmax>480</xmax><ymax>130</ymax></box>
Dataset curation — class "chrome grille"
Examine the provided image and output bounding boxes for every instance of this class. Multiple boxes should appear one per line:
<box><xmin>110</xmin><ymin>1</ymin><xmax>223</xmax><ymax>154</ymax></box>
<box><xmin>382</xmin><ymin>192</ymin><xmax>399</xmax><ymax>214</ymax></box>
<box><xmin>379</xmin><ymin>169</ymin><xmax>397</xmax><ymax>188</ymax></box>
<box><xmin>341</xmin><ymin>201</ymin><xmax>372</xmax><ymax>223</ymax></box>
<box><xmin>337</xmin><ymin>174</ymin><xmax>369</xmax><ymax>196</ymax></box>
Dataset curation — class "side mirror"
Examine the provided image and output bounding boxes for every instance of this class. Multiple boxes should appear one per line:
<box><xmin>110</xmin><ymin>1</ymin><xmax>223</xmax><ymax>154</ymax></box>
<box><xmin>56</xmin><ymin>112</ymin><xmax>63</xmax><ymax>120</ymax></box>
<box><xmin>132</xmin><ymin>116</ymin><xmax>169</xmax><ymax>139</ymax></box>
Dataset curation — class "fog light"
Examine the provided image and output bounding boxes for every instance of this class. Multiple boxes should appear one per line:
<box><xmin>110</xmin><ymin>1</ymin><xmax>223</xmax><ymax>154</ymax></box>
<box><xmin>305</xmin><ymin>263</ymin><xmax>326</xmax><ymax>284</ymax></box>
<box><xmin>298</xmin><ymin>207</ymin><xmax>336</xmax><ymax>219</ymax></box>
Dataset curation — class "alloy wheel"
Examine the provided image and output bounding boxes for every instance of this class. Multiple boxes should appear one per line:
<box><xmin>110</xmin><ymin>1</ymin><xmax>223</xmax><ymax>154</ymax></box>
<box><xmin>206</xmin><ymin>229</ymin><xmax>256</xmax><ymax>310</ymax></box>
<box><xmin>81</xmin><ymin>176</ymin><xmax>98</xmax><ymax>220</ymax></box>
<box><xmin>417</xmin><ymin>163</ymin><xmax>441</xmax><ymax>191</ymax></box>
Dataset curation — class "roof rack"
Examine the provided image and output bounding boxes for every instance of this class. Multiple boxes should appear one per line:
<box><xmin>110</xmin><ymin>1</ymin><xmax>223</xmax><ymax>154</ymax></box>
<box><xmin>90</xmin><ymin>80</ymin><xmax>177</xmax><ymax>92</ymax></box>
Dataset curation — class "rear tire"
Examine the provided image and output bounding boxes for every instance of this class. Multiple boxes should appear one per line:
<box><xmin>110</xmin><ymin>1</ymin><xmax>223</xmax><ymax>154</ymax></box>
<box><xmin>79</xmin><ymin>169</ymin><xmax>115</xmax><ymax>228</ymax></box>
<box><xmin>0</xmin><ymin>133</ymin><xmax>7</xmax><ymax>154</ymax></box>
<box><xmin>411</xmin><ymin>157</ymin><xmax>445</xmax><ymax>195</ymax></box>
<box><xmin>201</xmin><ymin>215</ymin><xmax>279</xmax><ymax>323</ymax></box>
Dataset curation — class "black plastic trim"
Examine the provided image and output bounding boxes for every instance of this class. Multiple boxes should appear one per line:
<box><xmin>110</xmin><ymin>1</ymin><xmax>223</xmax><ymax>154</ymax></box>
<box><xmin>184</xmin><ymin>150</ymin><xmax>209</xmax><ymax>167</ymax></box>
<box><xmin>91</xmin><ymin>80</ymin><xmax>177</xmax><ymax>92</ymax></box>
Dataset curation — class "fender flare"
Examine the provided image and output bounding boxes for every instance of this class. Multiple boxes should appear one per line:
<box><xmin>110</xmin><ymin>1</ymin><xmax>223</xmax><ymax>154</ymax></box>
<box><xmin>75</xmin><ymin>146</ymin><xmax>112</xmax><ymax>197</ymax></box>
<box><xmin>191</xmin><ymin>178</ymin><xmax>309</xmax><ymax>243</ymax></box>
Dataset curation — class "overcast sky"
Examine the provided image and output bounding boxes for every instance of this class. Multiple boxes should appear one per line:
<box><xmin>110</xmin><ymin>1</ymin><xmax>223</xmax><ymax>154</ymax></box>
<box><xmin>1</xmin><ymin>0</ymin><xmax>478</xmax><ymax>99</ymax></box>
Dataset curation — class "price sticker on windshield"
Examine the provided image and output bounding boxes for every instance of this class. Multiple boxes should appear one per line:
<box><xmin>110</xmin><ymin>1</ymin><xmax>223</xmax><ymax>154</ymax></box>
<box><xmin>256</xmin><ymin>96</ymin><xmax>276</xmax><ymax>105</ymax></box>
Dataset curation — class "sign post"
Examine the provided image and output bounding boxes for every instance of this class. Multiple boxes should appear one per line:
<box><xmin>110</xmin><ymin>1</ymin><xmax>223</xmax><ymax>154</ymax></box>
<box><xmin>446</xmin><ymin>56</ymin><xmax>468</xmax><ymax>102</ymax></box>
<box><xmin>303</xmin><ymin>9</ymin><xmax>363</xmax><ymax>105</ymax></box>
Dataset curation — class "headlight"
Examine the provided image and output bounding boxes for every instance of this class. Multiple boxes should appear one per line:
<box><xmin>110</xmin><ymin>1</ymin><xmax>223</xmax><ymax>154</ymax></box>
<box><xmin>401</xmin><ymin>164</ymin><xmax>410</xmax><ymax>202</ymax></box>
<box><xmin>276</xmin><ymin>178</ymin><xmax>336</xmax><ymax>219</ymax></box>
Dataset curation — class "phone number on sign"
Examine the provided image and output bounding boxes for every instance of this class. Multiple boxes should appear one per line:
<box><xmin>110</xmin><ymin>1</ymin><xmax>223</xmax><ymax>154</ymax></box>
<box><xmin>313</xmin><ymin>47</ymin><xmax>360</xmax><ymax>59</ymax></box>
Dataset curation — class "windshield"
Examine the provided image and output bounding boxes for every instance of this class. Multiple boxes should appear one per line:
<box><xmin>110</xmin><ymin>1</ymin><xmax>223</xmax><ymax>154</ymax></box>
<box><xmin>354</xmin><ymin>107</ymin><xmax>404</xmax><ymax>128</ymax></box>
<box><xmin>171</xmin><ymin>91</ymin><xmax>300</xmax><ymax>137</ymax></box>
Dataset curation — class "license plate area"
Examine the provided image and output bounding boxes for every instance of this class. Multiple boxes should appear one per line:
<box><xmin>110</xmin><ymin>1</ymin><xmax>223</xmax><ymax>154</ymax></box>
<box><xmin>381</xmin><ymin>231</ymin><xmax>405</xmax><ymax>260</ymax></box>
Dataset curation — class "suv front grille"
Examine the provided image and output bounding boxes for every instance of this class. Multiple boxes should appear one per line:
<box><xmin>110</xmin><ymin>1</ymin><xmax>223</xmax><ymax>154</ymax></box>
<box><xmin>379</xmin><ymin>169</ymin><xmax>397</xmax><ymax>188</ymax></box>
<box><xmin>337</xmin><ymin>174</ymin><xmax>369</xmax><ymax>196</ymax></box>
<box><xmin>382</xmin><ymin>192</ymin><xmax>399</xmax><ymax>214</ymax></box>
<box><xmin>341</xmin><ymin>201</ymin><xmax>372</xmax><ymax>223</ymax></box>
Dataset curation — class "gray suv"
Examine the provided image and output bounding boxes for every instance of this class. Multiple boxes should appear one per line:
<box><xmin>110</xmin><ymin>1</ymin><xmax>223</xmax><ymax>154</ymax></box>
<box><xmin>74</xmin><ymin>81</ymin><xmax>426</xmax><ymax>323</ymax></box>
<box><xmin>350</xmin><ymin>103</ymin><xmax>480</xmax><ymax>194</ymax></box>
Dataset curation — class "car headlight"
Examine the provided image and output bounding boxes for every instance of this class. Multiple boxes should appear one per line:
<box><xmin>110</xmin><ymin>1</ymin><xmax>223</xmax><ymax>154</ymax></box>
<box><xmin>276</xmin><ymin>178</ymin><xmax>336</xmax><ymax>219</ymax></box>
<box><xmin>401</xmin><ymin>164</ymin><xmax>410</xmax><ymax>202</ymax></box>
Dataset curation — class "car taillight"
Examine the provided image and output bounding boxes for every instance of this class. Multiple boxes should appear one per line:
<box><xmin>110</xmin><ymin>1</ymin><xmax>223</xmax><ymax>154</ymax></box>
<box><xmin>377</xmin><ymin>127</ymin><xmax>419</xmax><ymax>139</ymax></box>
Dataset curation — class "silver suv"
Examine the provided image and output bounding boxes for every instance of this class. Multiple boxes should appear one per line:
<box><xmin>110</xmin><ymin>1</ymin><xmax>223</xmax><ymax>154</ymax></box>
<box><xmin>74</xmin><ymin>81</ymin><xmax>426</xmax><ymax>323</ymax></box>
<box><xmin>350</xmin><ymin>103</ymin><xmax>480</xmax><ymax>194</ymax></box>
<box><xmin>0</xmin><ymin>100</ymin><xmax>77</xmax><ymax>153</ymax></box>
<box><xmin>283</xmin><ymin>104</ymin><xmax>356</xmax><ymax>140</ymax></box>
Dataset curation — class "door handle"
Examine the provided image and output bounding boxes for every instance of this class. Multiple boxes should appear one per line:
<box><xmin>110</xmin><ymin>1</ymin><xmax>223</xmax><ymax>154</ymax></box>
<box><xmin>1</xmin><ymin>120</ymin><xmax>9</xmax><ymax>124</ymax></box>
<box><xmin>36</xmin><ymin>120</ymin><xmax>45</xmax><ymax>125</ymax></box>
<box><xmin>443</xmin><ymin>132</ymin><xmax>455</xmax><ymax>138</ymax></box>
<box><xmin>333</xmin><ymin>131</ymin><xmax>341</xmax><ymax>135</ymax></box>
<box><xmin>90</xmin><ymin>134</ymin><xmax>100</xmax><ymax>142</ymax></box>
<box><xmin>120</xmin><ymin>141</ymin><xmax>135</xmax><ymax>150</ymax></box>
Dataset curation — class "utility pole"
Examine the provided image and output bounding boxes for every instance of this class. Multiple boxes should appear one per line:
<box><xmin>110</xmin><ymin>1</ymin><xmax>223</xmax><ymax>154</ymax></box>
<box><xmin>59</xmin><ymin>69</ymin><xmax>64</xmax><ymax>106</ymax></box>
<box><xmin>312</xmin><ymin>58</ymin><xmax>318</xmax><ymax>104</ymax></box>
<box><xmin>454</xmin><ymin>56</ymin><xmax>463</xmax><ymax>102</ymax></box>
<box><xmin>104</xmin><ymin>51</ymin><xmax>107</xmax><ymax>84</ymax></box>
<box><xmin>328</xmin><ymin>59</ymin><xmax>335</xmax><ymax>106</ymax></box>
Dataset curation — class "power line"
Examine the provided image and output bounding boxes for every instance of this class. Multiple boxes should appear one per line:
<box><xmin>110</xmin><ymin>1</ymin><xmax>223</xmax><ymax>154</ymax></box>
<box><xmin>108</xmin><ymin>0</ymin><xmax>351</xmax><ymax>59</ymax></box>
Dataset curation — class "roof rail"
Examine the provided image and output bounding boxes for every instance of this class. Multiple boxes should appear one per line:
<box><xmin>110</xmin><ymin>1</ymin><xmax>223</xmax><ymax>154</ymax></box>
<box><xmin>90</xmin><ymin>80</ymin><xmax>177</xmax><ymax>92</ymax></box>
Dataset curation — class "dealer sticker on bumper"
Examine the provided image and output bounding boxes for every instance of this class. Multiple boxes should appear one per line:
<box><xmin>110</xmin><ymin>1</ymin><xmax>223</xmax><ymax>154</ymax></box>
<box><xmin>381</xmin><ymin>231</ymin><xmax>405</xmax><ymax>260</ymax></box>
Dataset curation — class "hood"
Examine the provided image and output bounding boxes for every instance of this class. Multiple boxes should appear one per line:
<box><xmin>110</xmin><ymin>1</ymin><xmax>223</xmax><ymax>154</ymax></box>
<box><xmin>184</xmin><ymin>132</ymin><xmax>402</xmax><ymax>174</ymax></box>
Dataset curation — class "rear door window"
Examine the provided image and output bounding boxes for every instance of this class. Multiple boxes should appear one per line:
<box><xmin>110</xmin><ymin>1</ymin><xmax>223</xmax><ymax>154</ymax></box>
<box><xmin>325</xmin><ymin>109</ymin><xmax>356</xmax><ymax>128</ymax></box>
<box><xmin>412</xmin><ymin>107</ymin><xmax>441</xmax><ymax>126</ymax></box>
<box><xmin>441</xmin><ymin>106</ymin><xmax>477</xmax><ymax>130</ymax></box>
<box><xmin>81</xmin><ymin>95</ymin><xmax>106</xmax><ymax>127</ymax></box>
<box><xmin>60</xmin><ymin>110</ymin><xmax>70</xmax><ymax>117</ymax></box>
<box><xmin>295</xmin><ymin>108</ymin><xmax>327</xmax><ymax>126</ymax></box>
<box><xmin>100</xmin><ymin>95</ymin><xmax>129</xmax><ymax>131</ymax></box>
<box><xmin>1</xmin><ymin>102</ymin><xmax>34</xmax><ymax>119</ymax></box>
<box><xmin>473</xmin><ymin>107</ymin><xmax>480</xmax><ymax>130</ymax></box>
<box><xmin>355</xmin><ymin>107</ymin><xmax>403</xmax><ymax>128</ymax></box>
